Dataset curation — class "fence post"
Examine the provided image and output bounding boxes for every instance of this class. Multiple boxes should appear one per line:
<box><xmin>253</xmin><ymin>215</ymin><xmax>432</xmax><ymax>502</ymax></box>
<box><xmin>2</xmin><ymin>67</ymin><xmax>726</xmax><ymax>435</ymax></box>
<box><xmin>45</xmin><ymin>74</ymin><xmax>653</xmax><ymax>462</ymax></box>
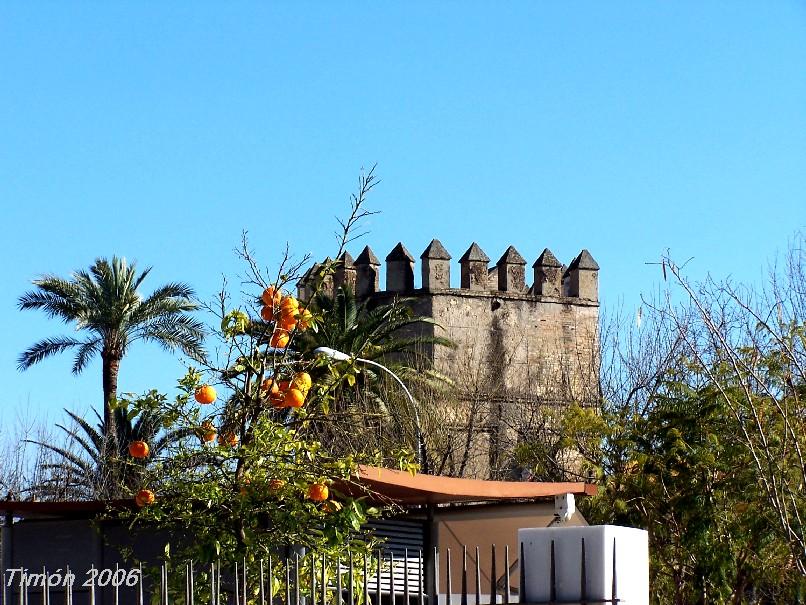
<box><xmin>503</xmin><ymin>545</ymin><xmax>510</xmax><ymax>605</ymax></box>
<box><xmin>460</xmin><ymin>547</ymin><xmax>467</xmax><ymax>605</ymax></box>
<box><xmin>489</xmin><ymin>545</ymin><xmax>497</xmax><ymax>605</ymax></box>
<box><xmin>474</xmin><ymin>547</ymin><xmax>480</xmax><ymax>605</ymax></box>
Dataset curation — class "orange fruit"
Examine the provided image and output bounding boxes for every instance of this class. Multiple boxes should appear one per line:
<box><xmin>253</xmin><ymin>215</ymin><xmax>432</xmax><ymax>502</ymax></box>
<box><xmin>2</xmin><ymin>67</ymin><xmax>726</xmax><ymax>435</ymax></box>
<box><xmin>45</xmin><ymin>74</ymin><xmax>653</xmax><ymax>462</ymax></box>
<box><xmin>284</xmin><ymin>388</ymin><xmax>305</xmax><ymax>408</ymax></box>
<box><xmin>279</xmin><ymin>313</ymin><xmax>297</xmax><ymax>331</ymax></box>
<box><xmin>218</xmin><ymin>432</ymin><xmax>239</xmax><ymax>447</ymax></box>
<box><xmin>280</xmin><ymin>296</ymin><xmax>299</xmax><ymax>311</ymax></box>
<box><xmin>270</xmin><ymin>329</ymin><xmax>290</xmax><ymax>349</ymax></box>
<box><xmin>261</xmin><ymin>287</ymin><xmax>281</xmax><ymax>306</ymax></box>
<box><xmin>135</xmin><ymin>489</ymin><xmax>155</xmax><ymax>507</ymax></box>
<box><xmin>292</xmin><ymin>372</ymin><xmax>312</xmax><ymax>394</ymax></box>
<box><xmin>128</xmin><ymin>440</ymin><xmax>150</xmax><ymax>459</ymax></box>
<box><xmin>201</xmin><ymin>420</ymin><xmax>217</xmax><ymax>442</ymax></box>
<box><xmin>307</xmin><ymin>483</ymin><xmax>329</xmax><ymax>502</ymax></box>
<box><xmin>260</xmin><ymin>305</ymin><xmax>275</xmax><ymax>322</ymax></box>
<box><xmin>195</xmin><ymin>385</ymin><xmax>217</xmax><ymax>404</ymax></box>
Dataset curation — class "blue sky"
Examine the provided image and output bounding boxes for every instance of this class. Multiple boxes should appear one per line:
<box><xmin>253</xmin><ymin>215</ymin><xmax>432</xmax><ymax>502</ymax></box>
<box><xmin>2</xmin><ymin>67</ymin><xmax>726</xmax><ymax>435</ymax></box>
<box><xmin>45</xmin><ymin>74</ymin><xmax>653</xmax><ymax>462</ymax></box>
<box><xmin>1</xmin><ymin>2</ymin><xmax>804</xmax><ymax>430</ymax></box>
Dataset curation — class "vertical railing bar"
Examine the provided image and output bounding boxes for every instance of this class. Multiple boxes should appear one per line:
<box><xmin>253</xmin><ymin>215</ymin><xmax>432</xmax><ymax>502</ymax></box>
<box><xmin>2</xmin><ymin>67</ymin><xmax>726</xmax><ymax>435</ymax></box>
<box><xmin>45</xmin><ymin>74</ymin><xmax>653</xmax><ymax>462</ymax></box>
<box><xmin>311</xmin><ymin>552</ymin><xmax>317</xmax><ymax>605</ymax></box>
<box><xmin>429</xmin><ymin>547</ymin><xmax>438</xmax><ymax>605</ymax></box>
<box><xmin>417</xmin><ymin>549</ymin><xmax>424</xmax><ymax>605</ymax></box>
<box><xmin>136</xmin><ymin>563</ymin><xmax>143</xmax><ymax>605</ymax></box>
<box><xmin>89</xmin><ymin>565</ymin><xmax>95</xmax><ymax>605</ymax></box>
<box><xmin>518</xmin><ymin>543</ymin><xmax>525</xmax><ymax>605</ymax></box>
<box><xmin>41</xmin><ymin>567</ymin><xmax>47</xmax><ymax>605</ymax></box>
<box><xmin>580</xmin><ymin>538</ymin><xmax>587</xmax><ymax>605</ymax></box>
<box><xmin>284</xmin><ymin>557</ymin><xmax>291</xmax><ymax>605</ymax></box>
<box><xmin>268</xmin><ymin>556</ymin><xmax>274</xmax><ymax>605</ymax></box>
<box><xmin>474</xmin><ymin>547</ymin><xmax>481</xmax><ymax>605</ymax></box>
<box><xmin>64</xmin><ymin>566</ymin><xmax>71</xmax><ymax>605</ymax></box>
<box><xmin>209</xmin><ymin>563</ymin><xmax>215</xmax><ymax>605</ymax></box>
<box><xmin>66</xmin><ymin>566</ymin><xmax>72</xmax><ymax>605</ymax></box>
<box><xmin>259</xmin><ymin>560</ymin><xmax>265</xmax><ymax>605</ymax></box>
<box><xmin>362</xmin><ymin>551</ymin><xmax>369</xmax><ymax>605</ymax></box>
<box><xmin>348</xmin><ymin>551</ymin><xmax>355</xmax><ymax>605</ymax></box>
<box><xmin>335</xmin><ymin>554</ymin><xmax>342</xmax><ymax>605</ymax></box>
<box><xmin>460</xmin><ymin>547</ymin><xmax>467</xmax><ymax>605</ymax></box>
<box><xmin>294</xmin><ymin>553</ymin><xmax>300</xmax><ymax>605</ymax></box>
<box><xmin>389</xmin><ymin>552</ymin><xmax>396</xmax><ymax>605</ymax></box>
<box><xmin>185</xmin><ymin>563</ymin><xmax>190</xmax><ymax>605</ymax></box>
<box><xmin>503</xmin><ymin>545</ymin><xmax>510</xmax><ymax>605</ymax></box>
<box><xmin>336</xmin><ymin>554</ymin><xmax>343</xmax><ymax>605</ymax></box>
<box><xmin>376</xmin><ymin>550</ymin><xmax>382</xmax><ymax>605</ymax></box>
<box><xmin>404</xmin><ymin>549</ymin><xmax>410</xmax><ymax>605</ymax></box>
<box><xmin>490</xmin><ymin>545</ymin><xmax>497</xmax><ymax>605</ymax></box>
<box><xmin>549</xmin><ymin>541</ymin><xmax>556</xmax><ymax>605</ymax></box>
<box><xmin>114</xmin><ymin>563</ymin><xmax>119</xmax><ymax>605</ymax></box>
<box><xmin>242</xmin><ymin>558</ymin><xmax>248</xmax><ymax>605</ymax></box>
<box><xmin>235</xmin><ymin>562</ymin><xmax>240</xmax><ymax>605</ymax></box>
<box><xmin>320</xmin><ymin>553</ymin><xmax>326</xmax><ymax>605</ymax></box>
<box><xmin>611</xmin><ymin>538</ymin><xmax>618</xmax><ymax>603</ymax></box>
<box><xmin>445</xmin><ymin>548</ymin><xmax>452</xmax><ymax>605</ymax></box>
<box><xmin>162</xmin><ymin>563</ymin><xmax>167</xmax><ymax>605</ymax></box>
<box><xmin>190</xmin><ymin>561</ymin><xmax>196</xmax><ymax>605</ymax></box>
<box><xmin>216</xmin><ymin>561</ymin><xmax>222</xmax><ymax>605</ymax></box>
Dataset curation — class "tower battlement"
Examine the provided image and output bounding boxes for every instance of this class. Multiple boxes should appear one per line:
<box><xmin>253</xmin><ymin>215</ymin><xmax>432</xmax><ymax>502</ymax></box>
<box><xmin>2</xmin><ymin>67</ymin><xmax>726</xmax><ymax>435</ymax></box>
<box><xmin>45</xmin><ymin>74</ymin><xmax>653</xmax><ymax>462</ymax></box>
<box><xmin>298</xmin><ymin>239</ymin><xmax>599</xmax><ymax>303</ymax></box>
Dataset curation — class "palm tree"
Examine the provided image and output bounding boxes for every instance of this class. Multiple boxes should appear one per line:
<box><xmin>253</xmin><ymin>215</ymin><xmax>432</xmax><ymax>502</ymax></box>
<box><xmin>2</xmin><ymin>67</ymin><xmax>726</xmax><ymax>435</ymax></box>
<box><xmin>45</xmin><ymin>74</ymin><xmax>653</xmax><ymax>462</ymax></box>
<box><xmin>299</xmin><ymin>285</ymin><xmax>454</xmax><ymax>375</ymax></box>
<box><xmin>297</xmin><ymin>286</ymin><xmax>454</xmax><ymax>466</ymax></box>
<box><xmin>18</xmin><ymin>256</ymin><xmax>206</xmax><ymax>430</ymax></box>
<box><xmin>30</xmin><ymin>407</ymin><xmax>191</xmax><ymax>500</ymax></box>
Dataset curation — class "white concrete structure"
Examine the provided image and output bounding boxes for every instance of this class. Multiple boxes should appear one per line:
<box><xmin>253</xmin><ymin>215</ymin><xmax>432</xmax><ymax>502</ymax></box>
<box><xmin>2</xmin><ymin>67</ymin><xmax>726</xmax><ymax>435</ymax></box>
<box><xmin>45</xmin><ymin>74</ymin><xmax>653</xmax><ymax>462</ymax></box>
<box><xmin>519</xmin><ymin>525</ymin><xmax>649</xmax><ymax>605</ymax></box>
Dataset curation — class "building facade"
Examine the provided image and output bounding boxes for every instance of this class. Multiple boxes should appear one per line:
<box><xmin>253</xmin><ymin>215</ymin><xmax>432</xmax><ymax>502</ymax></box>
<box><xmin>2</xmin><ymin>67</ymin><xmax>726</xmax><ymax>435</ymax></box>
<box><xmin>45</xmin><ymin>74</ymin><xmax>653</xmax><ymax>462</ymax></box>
<box><xmin>300</xmin><ymin>240</ymin><xmax>600</xmax><ymax>480</ymax></box>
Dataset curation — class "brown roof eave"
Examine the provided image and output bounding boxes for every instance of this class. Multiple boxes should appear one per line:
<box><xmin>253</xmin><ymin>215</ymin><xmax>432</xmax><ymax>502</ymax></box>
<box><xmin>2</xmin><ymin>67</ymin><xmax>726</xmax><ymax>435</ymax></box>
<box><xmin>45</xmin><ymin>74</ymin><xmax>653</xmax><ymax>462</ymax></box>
<box><xmin>1</xmin><ymin>467</ymin><xmax>598</xmax><ymax>518</ymax></box>
<box><xmin>337</xmin><ymin>466</ymin><xmax>597</xmax><ymax>506</ymax></box>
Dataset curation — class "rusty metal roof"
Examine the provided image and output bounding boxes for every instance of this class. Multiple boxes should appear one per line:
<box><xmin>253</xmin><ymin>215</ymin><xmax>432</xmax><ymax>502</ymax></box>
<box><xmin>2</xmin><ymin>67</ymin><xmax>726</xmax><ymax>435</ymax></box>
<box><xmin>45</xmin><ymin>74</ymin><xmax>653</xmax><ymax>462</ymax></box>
<box><xmin>0</xmin><ymin>466</ymin><xmax>597</xmax><ymax>517</ymax></box>
<box><xmin>341</xmin><ymin>466</ymin><xmax>597</xmax><ymax>506</ymax></box>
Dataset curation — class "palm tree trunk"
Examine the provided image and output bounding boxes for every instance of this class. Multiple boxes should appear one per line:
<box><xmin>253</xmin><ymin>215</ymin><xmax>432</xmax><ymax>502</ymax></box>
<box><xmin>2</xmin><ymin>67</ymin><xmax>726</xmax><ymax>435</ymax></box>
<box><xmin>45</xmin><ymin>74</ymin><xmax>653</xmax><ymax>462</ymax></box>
<box><xmin>101</xmin><ymin>351</ymin><xmax>121</xmax><ymax>432</ymax></box>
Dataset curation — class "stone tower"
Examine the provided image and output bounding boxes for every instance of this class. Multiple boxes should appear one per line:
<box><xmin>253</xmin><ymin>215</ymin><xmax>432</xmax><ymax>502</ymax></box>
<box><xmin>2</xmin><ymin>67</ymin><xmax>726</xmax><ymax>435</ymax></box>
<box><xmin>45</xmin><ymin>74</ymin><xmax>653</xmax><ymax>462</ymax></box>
<box><xmin>299</xmin><ymin>240</ymin><xmax>600</xmax><ymax>480</ymax></box>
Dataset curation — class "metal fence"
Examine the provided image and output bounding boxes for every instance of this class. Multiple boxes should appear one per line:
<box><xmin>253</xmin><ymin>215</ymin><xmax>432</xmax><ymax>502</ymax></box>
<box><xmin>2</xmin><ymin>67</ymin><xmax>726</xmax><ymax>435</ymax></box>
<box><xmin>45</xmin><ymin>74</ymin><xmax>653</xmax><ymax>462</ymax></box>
<box><xmin>2</xmin><ymin>540</ymin><xmax>619</xmax><ymax>605</ymax></box>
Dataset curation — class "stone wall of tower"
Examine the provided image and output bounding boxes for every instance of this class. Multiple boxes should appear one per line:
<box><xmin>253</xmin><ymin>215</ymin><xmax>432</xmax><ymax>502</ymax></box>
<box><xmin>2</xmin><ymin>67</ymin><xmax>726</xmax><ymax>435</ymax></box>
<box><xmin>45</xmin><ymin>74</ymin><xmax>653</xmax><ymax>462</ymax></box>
<box><xmin>298</xmin><ymin>239</ymin><xmax>600</xmax><ymax>479</ymax></box>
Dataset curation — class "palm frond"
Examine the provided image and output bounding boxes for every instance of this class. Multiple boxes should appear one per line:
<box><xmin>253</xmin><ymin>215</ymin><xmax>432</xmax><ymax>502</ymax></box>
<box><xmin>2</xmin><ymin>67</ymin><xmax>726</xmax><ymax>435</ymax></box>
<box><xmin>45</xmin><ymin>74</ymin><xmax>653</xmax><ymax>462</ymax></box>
<box><xmin>54</xmin><ymin>423</ymin><xmax>100</xmax><ymax>462</ymax></box>
<box><xmin>132</xmin><ymin>314</ymin><xmax>207</xmax><ymax>361</ymax></box>
<box><xmin>72</xmin><ymin>338</ymin><xmax>102</xmax><ymax>374</ymax></box>
<box><xmin>63</xmin><ymin>409</ymin><xmax>105</xmax><ymax>453</ymax></box>
<box><xmin>17</xmin><ymin>336</ymin><xmax>83</xmax><ymax>370</ymax></box>
<box><xmin>131</xmin><ymin>265</ymin><xmax>154</xmax><ymax>291</ymax></box>
<box><xmin>25</xmin><ymin>440</ymin><xmax>95</xmax><ymax>478</ymax></box>
<box><xmin>17</xmin><ymin>283</ymin><xmax>87</xmax><ymax>322</ymax></box>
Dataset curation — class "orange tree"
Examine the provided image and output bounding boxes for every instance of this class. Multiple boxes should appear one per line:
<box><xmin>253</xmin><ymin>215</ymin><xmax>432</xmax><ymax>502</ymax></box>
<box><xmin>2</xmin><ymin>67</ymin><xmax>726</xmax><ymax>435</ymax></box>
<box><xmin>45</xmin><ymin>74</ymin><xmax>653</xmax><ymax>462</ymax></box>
<box><xmin>120</xmin><ymin>169</ymin><xmax>416</xmax><ymax>589</ymax></box>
